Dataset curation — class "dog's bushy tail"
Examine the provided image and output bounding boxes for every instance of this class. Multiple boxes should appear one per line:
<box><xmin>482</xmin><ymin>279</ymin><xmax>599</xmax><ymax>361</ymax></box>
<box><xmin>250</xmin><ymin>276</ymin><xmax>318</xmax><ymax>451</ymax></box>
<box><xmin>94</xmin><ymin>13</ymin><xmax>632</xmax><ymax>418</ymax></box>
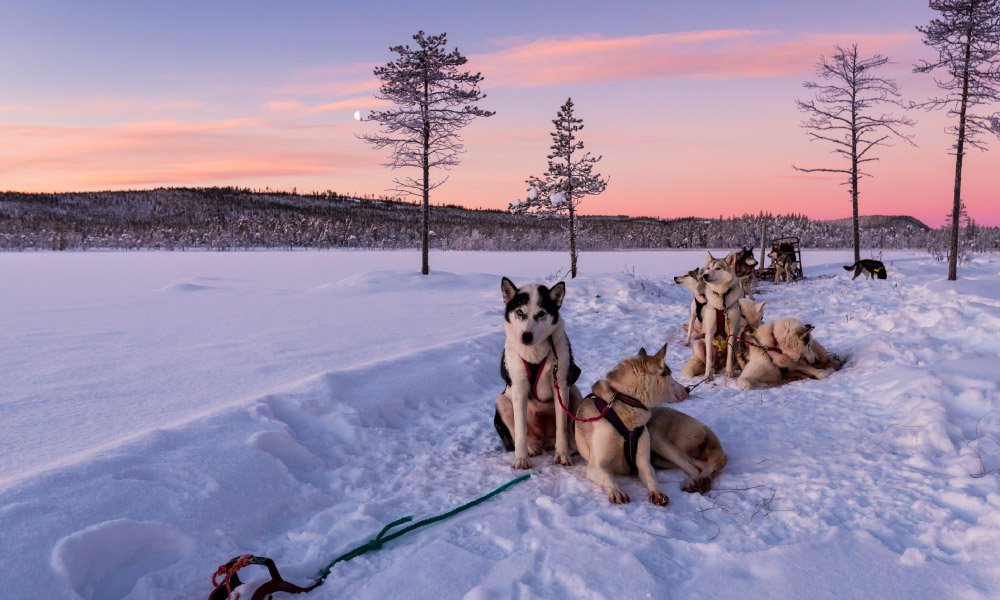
<box><xmin>843</xmin><ymin>263</ymin><xmax>857</xmax><ymax>271</ymax></box>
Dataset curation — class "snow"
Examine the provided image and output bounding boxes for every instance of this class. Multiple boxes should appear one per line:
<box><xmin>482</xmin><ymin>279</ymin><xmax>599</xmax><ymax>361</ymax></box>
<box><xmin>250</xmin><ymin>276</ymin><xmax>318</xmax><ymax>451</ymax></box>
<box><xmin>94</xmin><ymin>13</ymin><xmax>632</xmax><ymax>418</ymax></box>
<box><xmin>1</xmin><ymin>249</ymin><xmax>999</xmax><ymax>599</ymax></box>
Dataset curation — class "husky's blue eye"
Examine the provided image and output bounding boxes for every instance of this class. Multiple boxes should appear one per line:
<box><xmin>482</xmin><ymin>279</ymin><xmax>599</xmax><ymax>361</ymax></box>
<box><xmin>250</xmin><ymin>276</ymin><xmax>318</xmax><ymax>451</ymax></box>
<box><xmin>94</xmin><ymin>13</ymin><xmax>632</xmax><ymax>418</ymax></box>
<box><xmin>515</xmin><ymin>309</ymin><xmax>526</xmax><ymax>318</ymax></box>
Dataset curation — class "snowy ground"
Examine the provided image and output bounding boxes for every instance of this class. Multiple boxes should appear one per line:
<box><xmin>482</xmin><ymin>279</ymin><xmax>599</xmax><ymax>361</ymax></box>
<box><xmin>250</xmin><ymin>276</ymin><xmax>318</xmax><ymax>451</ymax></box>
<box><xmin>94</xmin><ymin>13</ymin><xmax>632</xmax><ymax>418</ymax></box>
<box><xmin>2</xmin><ymin>249</ymin><xmax>999</xmax><ymax>599</ymax></box>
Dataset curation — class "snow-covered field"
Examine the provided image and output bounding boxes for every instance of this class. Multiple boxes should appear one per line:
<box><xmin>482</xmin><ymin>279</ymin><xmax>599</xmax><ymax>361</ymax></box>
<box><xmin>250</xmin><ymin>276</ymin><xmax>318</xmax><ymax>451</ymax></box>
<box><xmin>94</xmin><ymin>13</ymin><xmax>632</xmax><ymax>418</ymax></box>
<box><xmin>2</xmin><ymin>249</ymin><xmax>1000</xmax><ymax>599</ymax></box>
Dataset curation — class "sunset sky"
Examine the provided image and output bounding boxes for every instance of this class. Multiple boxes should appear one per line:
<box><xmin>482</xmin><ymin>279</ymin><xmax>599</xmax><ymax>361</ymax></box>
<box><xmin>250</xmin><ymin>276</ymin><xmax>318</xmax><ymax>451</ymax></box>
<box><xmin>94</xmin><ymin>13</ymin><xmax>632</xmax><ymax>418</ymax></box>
<box><xmin>1</xmin><ymin>0</ymin><xmax>998</xmax><ymax>226</ymax></box>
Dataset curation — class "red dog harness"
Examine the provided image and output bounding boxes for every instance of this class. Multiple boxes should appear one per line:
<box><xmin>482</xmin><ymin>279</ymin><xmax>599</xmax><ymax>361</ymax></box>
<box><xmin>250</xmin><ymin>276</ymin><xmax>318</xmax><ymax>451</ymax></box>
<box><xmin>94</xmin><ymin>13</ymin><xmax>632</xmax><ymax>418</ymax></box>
<box><xmin>520</xmin><ymin>356</ymin><xmax>549</xmax><ymax>402</ymax></box>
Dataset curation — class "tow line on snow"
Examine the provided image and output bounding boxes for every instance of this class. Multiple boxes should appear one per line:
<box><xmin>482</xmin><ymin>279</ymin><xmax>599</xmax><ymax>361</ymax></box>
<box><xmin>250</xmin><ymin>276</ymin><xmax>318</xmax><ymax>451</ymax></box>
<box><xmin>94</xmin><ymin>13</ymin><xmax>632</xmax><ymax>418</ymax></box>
<box><xmin>208</xmin><ymin>473</ymin><xmax>530</xmax><ymax>600</ymax></box>
<box><xmin>684</xmin><ymin>376</ymin><xmax>712</xmax><ymax>395</ymax></box>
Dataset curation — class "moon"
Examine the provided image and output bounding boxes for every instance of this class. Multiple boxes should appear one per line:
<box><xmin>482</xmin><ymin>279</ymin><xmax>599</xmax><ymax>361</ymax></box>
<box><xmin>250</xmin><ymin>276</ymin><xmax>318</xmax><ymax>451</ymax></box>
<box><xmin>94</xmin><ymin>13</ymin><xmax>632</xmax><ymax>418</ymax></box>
<box><xmin>353</xmin><ymin>110</ymin><xmax>362</xmax><ymax>121</ymax></box>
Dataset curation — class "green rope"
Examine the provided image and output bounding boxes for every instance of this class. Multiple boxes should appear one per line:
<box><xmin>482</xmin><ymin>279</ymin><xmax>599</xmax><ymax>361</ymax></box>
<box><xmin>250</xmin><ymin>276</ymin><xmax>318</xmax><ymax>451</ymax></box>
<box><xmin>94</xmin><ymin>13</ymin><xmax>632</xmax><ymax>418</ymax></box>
<box><xmin>314</xmin><ymin>473</ymin><xmax>530</xmax><ymax>581</ymax></box>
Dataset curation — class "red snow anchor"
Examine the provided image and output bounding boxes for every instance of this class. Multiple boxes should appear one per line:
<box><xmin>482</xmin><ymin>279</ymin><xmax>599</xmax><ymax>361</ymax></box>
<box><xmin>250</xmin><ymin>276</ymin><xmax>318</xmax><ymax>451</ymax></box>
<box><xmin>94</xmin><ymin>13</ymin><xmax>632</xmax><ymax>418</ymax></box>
<box><xmin>209</xmin><ymin>554</ymin><xmax>320</xmax><ymax>600</ymax></box>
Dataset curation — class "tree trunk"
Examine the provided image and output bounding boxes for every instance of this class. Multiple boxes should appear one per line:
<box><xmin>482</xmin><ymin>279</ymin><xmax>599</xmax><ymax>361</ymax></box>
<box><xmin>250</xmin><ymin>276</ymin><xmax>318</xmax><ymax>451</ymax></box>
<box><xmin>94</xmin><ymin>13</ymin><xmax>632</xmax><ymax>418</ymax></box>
<box><xmin>759</xmin><ymin>221</ymin><xmax>767</xmax><ymax>267</ymax></box>
<box><xmin>950</xmin><ymin>18</ymin><xmax>974</xmax><ymax>282</ymax></box>
<box><xmin>851</xmin><ymin>60</ymin><xmax>861</xmax><ymax>265</ymax></box>
<box><xmin>422</xmin><ymin>153</ymin><xmax>429</xmax><ymax>276</ymax></box>
<box><xmin>421</xmin><ymin>72</ymin><xmax>430</xmax><ymax>276</ymax></box>
<box><xmin>851</xmin><ymin>169</ymin><xmax>860</xmax><ymax>264</ymax></box>
<box><xmin>568</xmin><ymin>201</ymin><xmax>577</xmax><ymax>278</ymax></box>
<box><xmin>852</xmin><ymin>190</ymin><xmax>860</xmax><ymax>264</ymax></box>
<box><xmin>567</xmin><ymin>134</ymin><xmax>577</xmax><ymax>278</ymax></box>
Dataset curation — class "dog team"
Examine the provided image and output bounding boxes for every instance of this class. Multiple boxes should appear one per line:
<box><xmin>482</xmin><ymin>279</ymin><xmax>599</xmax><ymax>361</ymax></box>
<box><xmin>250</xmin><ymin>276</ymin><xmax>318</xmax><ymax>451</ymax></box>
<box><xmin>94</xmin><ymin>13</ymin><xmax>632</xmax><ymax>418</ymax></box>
<box><xmin>492</xmin><ymin>248</ymin><xmax>868</xmax><ymax>506</ymax></box>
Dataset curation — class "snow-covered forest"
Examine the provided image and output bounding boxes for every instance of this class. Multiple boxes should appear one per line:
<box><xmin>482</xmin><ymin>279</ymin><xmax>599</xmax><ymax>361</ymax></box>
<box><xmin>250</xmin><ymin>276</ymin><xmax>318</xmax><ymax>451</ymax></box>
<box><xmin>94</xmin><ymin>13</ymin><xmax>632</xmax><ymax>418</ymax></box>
<box><xmin>2</xmin><ymin>187</ymin><xmax>997</xmax><ymax>252</ymax></box>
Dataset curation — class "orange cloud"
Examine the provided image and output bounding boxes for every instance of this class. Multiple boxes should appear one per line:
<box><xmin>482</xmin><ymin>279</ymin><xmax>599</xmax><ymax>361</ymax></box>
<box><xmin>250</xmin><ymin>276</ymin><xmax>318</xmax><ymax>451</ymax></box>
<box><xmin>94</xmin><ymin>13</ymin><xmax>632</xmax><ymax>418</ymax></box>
<box><xmin>0</xmin><ymin>97</ymin><xmax>213</xmax><ymax>120</ymax></box>
<box><xmin>0</xmin><ymin>118</ymin><xmax>374</xmax><ymax>191</ymax></box>
<box><xmin>263</xmin><ymin>96</ymin><xmax>389</xmax><ymax>115</ymax></box>
<box><xmin>468</xmin><ymin>30</ymin><xmax>921</xmax><ymax>87</ymax></box>
<box><xmin>309</xmin><ymin>96</ymin><xmax>391</xmax><ymax>113</ymax></box>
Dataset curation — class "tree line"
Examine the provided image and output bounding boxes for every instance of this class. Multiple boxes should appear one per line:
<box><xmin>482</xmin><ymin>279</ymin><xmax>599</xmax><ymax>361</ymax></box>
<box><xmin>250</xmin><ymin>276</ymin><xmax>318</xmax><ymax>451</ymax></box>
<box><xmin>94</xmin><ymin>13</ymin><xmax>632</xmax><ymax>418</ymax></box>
<box><xmin>3</xmin><ymin>187</ymin><xmax>998</xmax><ymax>254</ymax></box>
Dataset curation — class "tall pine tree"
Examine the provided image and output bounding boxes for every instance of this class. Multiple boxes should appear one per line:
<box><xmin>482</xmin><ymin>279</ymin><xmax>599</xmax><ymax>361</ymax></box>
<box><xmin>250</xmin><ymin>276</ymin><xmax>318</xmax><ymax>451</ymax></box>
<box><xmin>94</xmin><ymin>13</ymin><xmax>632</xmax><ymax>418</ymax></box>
<box><xmin>359</xmin><ymin>31</ymin><xmax>494</xmax><ymax>275</ymax></box>
<box><xmin>511</xmin><ymin>98</ymin><xmax>607</xmax><ymax>278</ymax></box>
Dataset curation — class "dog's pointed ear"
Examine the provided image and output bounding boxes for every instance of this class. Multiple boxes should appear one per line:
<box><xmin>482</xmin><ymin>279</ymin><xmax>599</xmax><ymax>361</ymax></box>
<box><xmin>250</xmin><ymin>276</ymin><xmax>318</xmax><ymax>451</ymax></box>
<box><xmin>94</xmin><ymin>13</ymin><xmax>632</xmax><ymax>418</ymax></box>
<box><xmin>549</xmin><ymin>281</ymin><xmax>566</xmax><ymax>308</ymax></box>
<box><xmin>638</xmin><ymin>347</ymin><xmax>648</xmax><ymax>358</ymax></box>
<box><xmin>652</xmin><ymin>343</ymin><xmax>668</xmax><ymax>363</ymax></box>
<box><xmin>706</xmin><ymin>251</ymin><xmax>715</xmax><ymax>263</ymax></box>
<box><xmin>501</xmin><ymin>277</ymin><xmax>517</xmax><ymax>304</ymax></box>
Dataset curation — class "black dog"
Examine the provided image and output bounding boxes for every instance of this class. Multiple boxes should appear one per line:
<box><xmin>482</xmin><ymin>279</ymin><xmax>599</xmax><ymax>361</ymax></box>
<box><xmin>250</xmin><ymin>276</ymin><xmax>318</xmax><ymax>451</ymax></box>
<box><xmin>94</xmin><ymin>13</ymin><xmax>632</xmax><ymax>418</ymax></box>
<box><xmin>844</xmin><ymin>259</ymin><xmax>887</xmax><ymax>280</ymax></box>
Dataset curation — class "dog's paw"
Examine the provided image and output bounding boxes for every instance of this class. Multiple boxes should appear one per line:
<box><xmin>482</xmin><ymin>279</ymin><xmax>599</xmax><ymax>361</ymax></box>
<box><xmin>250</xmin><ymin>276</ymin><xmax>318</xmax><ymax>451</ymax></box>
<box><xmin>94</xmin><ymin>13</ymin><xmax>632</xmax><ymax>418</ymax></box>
<box><xmin>648</xmin><ymin>489</ymin><xmax>670</xmax><ymax>506</ymax></box>
<box><xmin>512</xmin><ymin>457</ymin><xmax>532</xmax><ymax>470</ymax></box>
<box><xmin>682</xmin><ymin>476</ymin><xmax>712</xmax><ymax>494</ymax></box>
<box><xmin>817</xmin><ymin>368</ymin><xmax>834</xmax><ymax>379</ymax></box>
<box><xmin>554</xmin><ymin>452</ymin><xmax>573</xmax><ymax>466</ymax></box>
<box><xmin>607</xmin><ymin>488</ymin><xmax>630</xmax><ymax>504</ymax></box>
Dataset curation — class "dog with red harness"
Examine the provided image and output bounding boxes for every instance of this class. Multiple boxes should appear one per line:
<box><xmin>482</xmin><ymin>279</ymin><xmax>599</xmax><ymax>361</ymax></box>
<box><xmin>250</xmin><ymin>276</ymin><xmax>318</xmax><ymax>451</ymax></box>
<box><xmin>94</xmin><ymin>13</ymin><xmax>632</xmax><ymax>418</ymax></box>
<box><xmin>494</xmin><ymin>277</ymin><xmax>583</xmax><ymax>469</ymax></box>
<box><xmin>574</xmin><ymin>344</ymin><xmax>689</xmax><ymax>505</ymax></box>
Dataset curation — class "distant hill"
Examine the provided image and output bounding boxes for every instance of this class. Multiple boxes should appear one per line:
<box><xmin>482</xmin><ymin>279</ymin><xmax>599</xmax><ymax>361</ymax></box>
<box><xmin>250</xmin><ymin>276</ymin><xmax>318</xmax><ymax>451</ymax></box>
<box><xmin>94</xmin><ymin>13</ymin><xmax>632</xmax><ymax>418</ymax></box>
<box><xmin>0</xmin><ymin>187</ymin><xmax>991</xmax><ymax>251</ymax></box>
<box><xmin>826</xmin><ymin>215</ymin><xmax>930</xmax><ymax>231</ymax></box>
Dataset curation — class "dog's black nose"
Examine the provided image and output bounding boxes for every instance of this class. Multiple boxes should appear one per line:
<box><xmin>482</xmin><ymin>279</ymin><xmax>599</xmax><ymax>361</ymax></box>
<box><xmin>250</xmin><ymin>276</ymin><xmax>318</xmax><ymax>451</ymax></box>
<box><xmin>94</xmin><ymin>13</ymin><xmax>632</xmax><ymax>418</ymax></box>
<box><xmin>521</xmin><ymin>332</ymin><xmax>533</xmax><ymax>345</ymax></box>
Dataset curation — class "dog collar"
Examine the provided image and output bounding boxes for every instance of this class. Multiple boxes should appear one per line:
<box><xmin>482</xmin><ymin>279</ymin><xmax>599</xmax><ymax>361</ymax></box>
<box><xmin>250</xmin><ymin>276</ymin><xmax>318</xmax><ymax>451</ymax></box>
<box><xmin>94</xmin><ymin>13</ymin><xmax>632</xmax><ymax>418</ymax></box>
<box><xmin>612</xmin><ymin>391</ymin><xmax>648</xmax><ymax>410</ymax></box>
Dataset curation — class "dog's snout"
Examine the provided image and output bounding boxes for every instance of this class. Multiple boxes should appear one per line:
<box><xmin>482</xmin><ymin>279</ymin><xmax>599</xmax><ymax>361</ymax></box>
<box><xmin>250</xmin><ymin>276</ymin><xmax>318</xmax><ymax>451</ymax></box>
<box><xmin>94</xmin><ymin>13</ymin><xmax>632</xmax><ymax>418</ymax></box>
<box><xmin>521</xmin><ymin>332</ymin><xmax>534</xmax><ymax>345</ymax></box>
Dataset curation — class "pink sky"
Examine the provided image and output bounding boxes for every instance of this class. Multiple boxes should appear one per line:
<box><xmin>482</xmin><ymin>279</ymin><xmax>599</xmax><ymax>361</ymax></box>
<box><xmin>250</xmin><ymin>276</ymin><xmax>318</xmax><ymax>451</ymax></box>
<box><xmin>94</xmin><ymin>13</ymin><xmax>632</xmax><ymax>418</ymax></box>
<box><xmin>1</xmin><ymin>6</ymin><xmax>998</xmax><ymax>227</ymax></box>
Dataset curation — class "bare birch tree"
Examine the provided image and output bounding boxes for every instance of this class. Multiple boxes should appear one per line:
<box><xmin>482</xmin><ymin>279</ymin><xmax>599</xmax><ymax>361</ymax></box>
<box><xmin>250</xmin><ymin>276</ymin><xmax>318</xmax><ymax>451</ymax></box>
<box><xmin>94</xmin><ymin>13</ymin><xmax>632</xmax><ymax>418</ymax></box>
<box><xmin>359</xmin><ymin>31</ymin><xmax>494</xmax><ymax>275</ymax></box>
<box><xmin>794</xmin><ymin>44</ymin><xmax>915</xmax><ymax>264</ymax></box>
<box><xmin>510</xmin><ymin>98</ymin><xmax>607</xmax><ymax>278</ymax></box>
<box><xmin>914</xmin><ymin>0</ymin><xmax>1000</xmax><ymax>280</ymax></box>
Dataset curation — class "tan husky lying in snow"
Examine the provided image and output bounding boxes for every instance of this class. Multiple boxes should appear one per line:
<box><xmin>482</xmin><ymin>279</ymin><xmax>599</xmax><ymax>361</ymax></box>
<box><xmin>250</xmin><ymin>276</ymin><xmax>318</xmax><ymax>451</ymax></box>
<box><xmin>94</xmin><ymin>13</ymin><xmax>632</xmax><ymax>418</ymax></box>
<box><xmin>574</xmin><ymin>344</ymin><xmax>726</xmax><ymax>504</ymax></box>
<box><xmin>736</xmin><ymin>317</ymin><xmax>838</xmax><ymax>390</ymax></box>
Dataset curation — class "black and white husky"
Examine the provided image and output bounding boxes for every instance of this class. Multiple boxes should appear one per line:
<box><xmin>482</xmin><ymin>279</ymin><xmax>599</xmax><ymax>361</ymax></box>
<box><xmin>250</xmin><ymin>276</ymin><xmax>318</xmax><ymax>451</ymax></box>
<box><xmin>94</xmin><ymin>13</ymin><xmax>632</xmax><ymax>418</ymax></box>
<box><xmin>844</xmin><ymin>259</ymin><xmax>888</xmax><ymax>280</ymax></box>
<box><xmin>494</xmin><ymin>277</ymin><xmax>582</xmax><ymax>469</ymax></box>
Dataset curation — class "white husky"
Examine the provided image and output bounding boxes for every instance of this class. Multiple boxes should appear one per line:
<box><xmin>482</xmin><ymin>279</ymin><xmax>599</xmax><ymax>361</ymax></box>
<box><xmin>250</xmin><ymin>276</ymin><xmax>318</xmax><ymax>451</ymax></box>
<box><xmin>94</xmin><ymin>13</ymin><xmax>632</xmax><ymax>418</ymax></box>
<box><xmin>494</xmin><ymin>277</ymin><xmax>582</xmax><ymax>469</ymax></box>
